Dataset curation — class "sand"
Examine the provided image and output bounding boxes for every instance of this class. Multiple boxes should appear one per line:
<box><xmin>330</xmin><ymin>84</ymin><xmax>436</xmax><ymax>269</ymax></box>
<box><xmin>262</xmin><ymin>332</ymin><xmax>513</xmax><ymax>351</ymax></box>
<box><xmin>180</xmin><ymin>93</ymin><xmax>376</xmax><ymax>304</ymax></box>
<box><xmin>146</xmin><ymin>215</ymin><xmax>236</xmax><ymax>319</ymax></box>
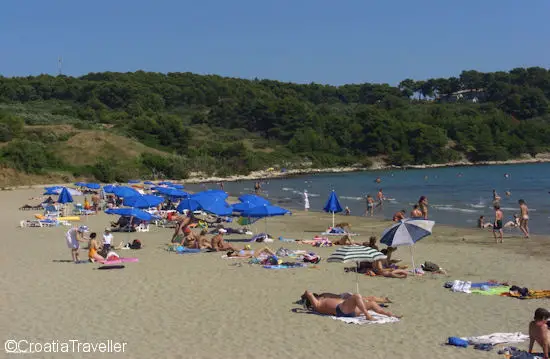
<box><xmin>2</xmin><ymin>188</ymin><xmax>550</xmax><ymax>359</ymax></box>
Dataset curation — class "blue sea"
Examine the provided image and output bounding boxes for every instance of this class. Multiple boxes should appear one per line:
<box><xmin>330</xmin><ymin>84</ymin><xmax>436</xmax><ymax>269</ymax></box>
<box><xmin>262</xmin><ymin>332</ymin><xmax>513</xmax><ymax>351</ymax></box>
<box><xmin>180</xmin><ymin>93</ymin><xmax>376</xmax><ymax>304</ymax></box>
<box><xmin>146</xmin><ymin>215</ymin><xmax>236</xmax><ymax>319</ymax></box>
<box><xmin>184</xmin><ymin>163</ymin><xmax>550</xmax><ymax>234</ymax></box>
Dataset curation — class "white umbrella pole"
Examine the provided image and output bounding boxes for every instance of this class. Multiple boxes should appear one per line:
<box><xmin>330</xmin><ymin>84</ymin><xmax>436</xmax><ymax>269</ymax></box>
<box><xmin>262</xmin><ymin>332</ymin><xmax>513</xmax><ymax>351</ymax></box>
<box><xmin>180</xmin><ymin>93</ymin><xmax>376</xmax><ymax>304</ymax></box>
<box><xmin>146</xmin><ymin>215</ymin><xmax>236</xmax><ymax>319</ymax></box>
<box><xmin>332</xmin><ymin>212</ymin><xmax>335</xmax><ymax>228</ymax></box>
<box><xmin>355</xmin><ymin>262</ymin><xmax>360</xmax><ymax>294</ymax></box>
<box><xmin>410</xmin><ymin>246</ymin><xmax>416</xmax><ymax>276</ymax></box>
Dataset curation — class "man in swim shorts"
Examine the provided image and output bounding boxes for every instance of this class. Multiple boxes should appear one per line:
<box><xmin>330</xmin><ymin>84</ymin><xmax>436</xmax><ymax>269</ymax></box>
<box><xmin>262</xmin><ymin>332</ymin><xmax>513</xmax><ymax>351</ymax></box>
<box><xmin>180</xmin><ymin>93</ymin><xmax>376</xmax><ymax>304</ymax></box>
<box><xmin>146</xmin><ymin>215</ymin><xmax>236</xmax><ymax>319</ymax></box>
<box><xmin>493</xmin><ymin>204</ymin><xmax>504</xmax><ymax>243</ymax></box>
<box><xmin>300</xmin><ymin>290</ymin><xmax>401</xmax><ymax>320</ymax></box>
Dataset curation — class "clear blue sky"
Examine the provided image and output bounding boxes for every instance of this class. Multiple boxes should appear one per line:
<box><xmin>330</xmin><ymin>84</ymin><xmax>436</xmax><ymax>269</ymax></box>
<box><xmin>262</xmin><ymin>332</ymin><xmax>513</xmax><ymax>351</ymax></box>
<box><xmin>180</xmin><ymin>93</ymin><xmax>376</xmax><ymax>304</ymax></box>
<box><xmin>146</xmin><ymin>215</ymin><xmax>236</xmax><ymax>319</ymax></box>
<box><xmin>0</xmin><ymin>0</ymin><xmax>548</xmax><ymax>85</ymax></box>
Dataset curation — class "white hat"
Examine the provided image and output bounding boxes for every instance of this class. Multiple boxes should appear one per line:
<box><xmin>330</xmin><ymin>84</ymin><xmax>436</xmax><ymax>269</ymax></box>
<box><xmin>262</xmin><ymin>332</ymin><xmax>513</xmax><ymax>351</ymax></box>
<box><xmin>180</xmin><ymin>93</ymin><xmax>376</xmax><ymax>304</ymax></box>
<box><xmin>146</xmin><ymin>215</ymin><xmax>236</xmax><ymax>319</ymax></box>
<box><xmin>104</xmin><ymin>227</ymin><xmax>111</xmax><ymax>232</ymax></box>
<box><xmin>218</xmin><ymin>228</ymin><xmax>227</xmax><ymax>234</ymax></box>
<box><xmin>77</xmin><ymin>225</ymin><xmax>89</xmax><ymax>233</ymax></box>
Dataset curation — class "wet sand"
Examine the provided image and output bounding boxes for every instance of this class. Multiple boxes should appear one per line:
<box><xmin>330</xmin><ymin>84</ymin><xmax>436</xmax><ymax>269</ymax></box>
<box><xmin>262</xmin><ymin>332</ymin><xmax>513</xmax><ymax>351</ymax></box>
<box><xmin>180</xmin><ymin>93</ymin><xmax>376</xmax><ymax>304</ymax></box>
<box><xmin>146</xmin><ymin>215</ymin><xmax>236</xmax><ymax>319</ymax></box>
<box><xmin>1</xmin><ymin>188</ymin><xmax>549</xmax><ymax>359</ymax></box>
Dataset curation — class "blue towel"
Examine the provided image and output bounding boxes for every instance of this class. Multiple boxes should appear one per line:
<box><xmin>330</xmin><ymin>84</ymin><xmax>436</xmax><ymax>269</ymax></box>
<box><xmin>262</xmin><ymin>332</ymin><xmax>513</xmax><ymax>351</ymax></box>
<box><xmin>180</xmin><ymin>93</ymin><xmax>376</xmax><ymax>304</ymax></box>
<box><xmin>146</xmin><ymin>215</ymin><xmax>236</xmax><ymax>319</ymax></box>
<box><xmin>447</xmin><ymin>337</ymin><xmax>468</xmax><ymax>347</ymax></box>
<box><xmin>470</xmin><ymin>282</ymin><xmax>502</xmax><ymax>288</ymax></box>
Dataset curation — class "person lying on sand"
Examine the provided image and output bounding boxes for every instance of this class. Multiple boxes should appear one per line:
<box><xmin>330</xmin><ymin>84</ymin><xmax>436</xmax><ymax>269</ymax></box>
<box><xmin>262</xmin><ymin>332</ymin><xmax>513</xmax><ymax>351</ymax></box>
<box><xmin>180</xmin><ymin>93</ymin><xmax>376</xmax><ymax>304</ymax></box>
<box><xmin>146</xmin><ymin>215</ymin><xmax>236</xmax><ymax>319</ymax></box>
<box><xmin>313</xmin><ymin>292</ymin><xmax>392</xmax><ymax>304</ymax></box>
<box><xmin>300</xmin><ymin>290</ymin><xmax>401</xmax><ymax>320</ymax></box>
<box><xmin>210</xmin><ymin>229</ymin><xmax>235</xmax><ymax>251</ymax></box>
<box><xmin>332</xmin><ymin>234</ymin><xmax>355</xmax><ymax>245</ymax></box>
<box><xmin>226</xmin><ymin>247</ymin><xmax>275</xmax><ymax>258</ymax></box>
<box><xmin>529</xmin><ymin>308</ymin><xmax>549</xmax><ymax>359</ymax></box>
<box><xmin>504</xmin><ymin>215</ymin><xmax>520</xmax><ymax>229</ymax></box>
<box><xmin>478</xmin><ymin>215</ymin><xmax>493</xmax><ymax>229</ymax></box>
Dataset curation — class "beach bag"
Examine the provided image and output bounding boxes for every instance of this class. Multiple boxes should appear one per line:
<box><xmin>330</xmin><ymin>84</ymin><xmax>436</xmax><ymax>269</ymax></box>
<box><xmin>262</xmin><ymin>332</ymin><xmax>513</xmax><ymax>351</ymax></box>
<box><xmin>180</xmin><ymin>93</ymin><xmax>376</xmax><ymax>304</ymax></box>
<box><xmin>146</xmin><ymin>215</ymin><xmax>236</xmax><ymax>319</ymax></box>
<box><xmin>422</xmin><ymin>261</ymin><xmax>440</xmax><ymax>272</ymax></box>
<box><xmin>130</xmin><ymin>239</ymin><xmax>142</xmax><ymax>249</ymax></box>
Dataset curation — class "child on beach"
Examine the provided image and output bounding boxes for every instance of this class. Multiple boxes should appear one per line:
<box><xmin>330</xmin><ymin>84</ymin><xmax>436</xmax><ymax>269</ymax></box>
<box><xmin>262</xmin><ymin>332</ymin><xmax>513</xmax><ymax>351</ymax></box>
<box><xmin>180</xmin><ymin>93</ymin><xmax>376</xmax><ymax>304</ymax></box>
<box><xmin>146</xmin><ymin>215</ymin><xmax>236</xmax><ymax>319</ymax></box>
<box><xmin>493</xmin><ymin>204</ymin><xmax>504</xmax><ymax>243</ymax></box>
<box><xmin>529</xmin><ymin>308</ymin><xmax>549</xmax><ymax>359</ymax></box>
<box><xmin>65</xmin><ymin>225</ymin><xmax>89</xmax><ymax>263</ymax></box>
<box><xmin>365</xmin><ymin>195</ymin><xmax>375</xmax><ymax>216</ymax></box>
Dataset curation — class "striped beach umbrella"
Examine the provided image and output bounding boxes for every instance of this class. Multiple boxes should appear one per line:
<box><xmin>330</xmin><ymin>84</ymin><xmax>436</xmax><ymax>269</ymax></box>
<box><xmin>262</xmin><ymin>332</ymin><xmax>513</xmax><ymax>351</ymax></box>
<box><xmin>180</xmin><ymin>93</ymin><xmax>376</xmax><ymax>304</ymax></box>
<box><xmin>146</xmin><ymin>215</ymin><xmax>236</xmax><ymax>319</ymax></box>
<box><xmin>328</xmin><ymin>246</ymin><xmax>386</xmax><ymax>293</ymax></box>
<box><xmin>380</xmin><ymin>218</ymin><xmax>435</xmax><ymax>274</ymax></box>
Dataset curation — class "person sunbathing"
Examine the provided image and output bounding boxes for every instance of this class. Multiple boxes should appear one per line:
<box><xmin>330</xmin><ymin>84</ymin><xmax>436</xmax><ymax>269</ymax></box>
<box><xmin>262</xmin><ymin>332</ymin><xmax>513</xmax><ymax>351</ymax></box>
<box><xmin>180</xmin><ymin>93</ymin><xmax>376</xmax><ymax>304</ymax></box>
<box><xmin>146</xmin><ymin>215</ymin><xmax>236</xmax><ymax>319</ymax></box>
<box><xmin>210</xmin><ymin>229</ymin><xmax>235</xmax><ymax>251</ymax></box>
<box><xmin>300</xmin><ymin>290</ymin><xmax>401</xmax><ymax>320</ymax></box>
<box><xmin>314</xmin><ymin>292</ymin><xmax>392</xmax><ymax>304</ymax></box>
<box><xmin>226</xmin><ymin>247</ymin><xmax>275</xmax><ymax>258</ymax></box>
<box><xmin>332</xmin><ymin>234</ymin><xmax>355</xmax><ymax>245</ymax></box>
<box><xmin>372</xmin><ymin>259</ymin><xmax>408</xmax><ymax>278</ymax></box>
<box><xmin>196</xmin><ymin>229</ymin><xmax>212</xmax><ymax>249</ymax></box>
<box><xmin>182</xmin><ymin>230</ymin><xmax>199</xmax><ymax>248</ymax></box>
<box><xmin>529</xmin><ymin>308</ymin><xmax>549</xmax><ymax>359</ymax></box>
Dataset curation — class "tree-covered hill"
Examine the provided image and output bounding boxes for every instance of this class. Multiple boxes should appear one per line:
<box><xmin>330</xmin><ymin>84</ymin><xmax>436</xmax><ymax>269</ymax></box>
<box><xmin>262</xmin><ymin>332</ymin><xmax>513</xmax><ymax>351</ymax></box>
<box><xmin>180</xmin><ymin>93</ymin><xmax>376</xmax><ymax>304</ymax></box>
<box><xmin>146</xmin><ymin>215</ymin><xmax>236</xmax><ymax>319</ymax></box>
<box><xmin>0</xmin><ymin>67</ymin><xmax>549</xmax><ymax>183</ymax></box>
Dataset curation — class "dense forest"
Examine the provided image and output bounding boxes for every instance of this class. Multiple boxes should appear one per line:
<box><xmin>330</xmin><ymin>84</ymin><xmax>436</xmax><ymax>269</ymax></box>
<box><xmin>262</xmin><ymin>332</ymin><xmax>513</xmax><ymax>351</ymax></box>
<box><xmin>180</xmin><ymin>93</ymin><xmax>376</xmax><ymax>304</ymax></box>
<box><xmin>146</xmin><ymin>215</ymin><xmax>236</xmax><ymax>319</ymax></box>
<box><xmin>0</xmin><ymin>67</ymin><xmax>549</xmax><ymax>181</ymax></box>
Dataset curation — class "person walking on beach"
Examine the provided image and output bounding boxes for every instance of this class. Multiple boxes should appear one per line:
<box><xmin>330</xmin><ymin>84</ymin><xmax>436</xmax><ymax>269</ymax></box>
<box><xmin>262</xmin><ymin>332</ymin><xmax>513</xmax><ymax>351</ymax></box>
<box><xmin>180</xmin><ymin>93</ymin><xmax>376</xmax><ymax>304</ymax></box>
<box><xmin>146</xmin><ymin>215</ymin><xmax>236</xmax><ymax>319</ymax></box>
<box><xmin>418</xmin><ymin>196</ymin><xmax>429</xmax><ymax>219</ymax></box>
<box><xmin>493</xmin><ymin>204</ymin><xmax>504</xmax><ymax>243</ymax></box>
<box><xmin>518</xmin><ymin>199</ymin><xmax>530</xmax><ymax>238</ymax></box>
<box><xmin>376</xmin><ymin>189</ymin><xmax>384</xmax><ymax>209</ymax></box>
<box><xmin>303</xmin><ymin>190</ymin><xmax>310</xmax><ymax>211</ymax></box>
<box><xmin>365</xmin><ymin>195</ymin><xmax>375</xmax><ymax>216</ymax></box>
<box><xmin>65</xmin><ymin>225</ymin><xmax>89</xmax><ymax>263</ymax></box>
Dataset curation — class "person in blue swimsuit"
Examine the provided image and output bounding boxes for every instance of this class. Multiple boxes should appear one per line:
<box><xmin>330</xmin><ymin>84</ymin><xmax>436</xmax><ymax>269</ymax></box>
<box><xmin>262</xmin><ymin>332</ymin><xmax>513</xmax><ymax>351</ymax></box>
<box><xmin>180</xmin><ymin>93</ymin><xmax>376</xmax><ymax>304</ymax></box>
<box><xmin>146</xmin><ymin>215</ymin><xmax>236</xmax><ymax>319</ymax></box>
<box><xmin>300</xmin><ymin>291</ymin><xmax>401</xmax><ymax>320</ymax></box>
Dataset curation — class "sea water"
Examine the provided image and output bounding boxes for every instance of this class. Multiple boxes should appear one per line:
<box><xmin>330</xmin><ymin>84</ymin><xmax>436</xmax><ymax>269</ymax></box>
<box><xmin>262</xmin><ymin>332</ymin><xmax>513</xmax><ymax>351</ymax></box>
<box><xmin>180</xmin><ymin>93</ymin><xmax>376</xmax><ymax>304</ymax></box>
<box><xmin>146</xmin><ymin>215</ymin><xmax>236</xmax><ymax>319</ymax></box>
<box><xmin>184</xmin><ymin>163</ymin><xmax>550</xmax><ymax>235</ymax></box>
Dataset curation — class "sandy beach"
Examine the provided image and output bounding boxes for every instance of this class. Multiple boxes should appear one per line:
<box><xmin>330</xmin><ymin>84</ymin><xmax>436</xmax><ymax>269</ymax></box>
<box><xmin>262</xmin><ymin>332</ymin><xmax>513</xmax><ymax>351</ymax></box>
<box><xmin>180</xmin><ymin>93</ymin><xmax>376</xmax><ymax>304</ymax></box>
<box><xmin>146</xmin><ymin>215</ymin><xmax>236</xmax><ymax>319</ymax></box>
<box><xmin>2</xmin><ymin>187</ymin><xmax>550</xmax><ymax>359</ymax></box>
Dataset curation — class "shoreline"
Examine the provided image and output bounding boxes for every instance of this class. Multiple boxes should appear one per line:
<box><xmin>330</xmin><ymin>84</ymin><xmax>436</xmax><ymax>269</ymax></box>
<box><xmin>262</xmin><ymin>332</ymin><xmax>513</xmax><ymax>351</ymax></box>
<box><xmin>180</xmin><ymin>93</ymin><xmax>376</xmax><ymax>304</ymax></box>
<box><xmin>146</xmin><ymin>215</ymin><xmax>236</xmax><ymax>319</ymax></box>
<box><xmin>182</xmin><ymin>153</ymin><xmax>550</xmax><ymax>184</ymax></box>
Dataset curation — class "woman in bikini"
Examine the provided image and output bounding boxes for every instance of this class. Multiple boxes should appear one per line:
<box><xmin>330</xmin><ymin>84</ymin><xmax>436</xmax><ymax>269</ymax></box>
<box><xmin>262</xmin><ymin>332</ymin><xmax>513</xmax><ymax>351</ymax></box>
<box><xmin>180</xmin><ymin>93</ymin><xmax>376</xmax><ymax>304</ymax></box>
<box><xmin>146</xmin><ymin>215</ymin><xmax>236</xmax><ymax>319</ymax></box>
<box><xmin>519</xmin><ymin>199</ymin><xmax>530</xmax><ymax>238</ymax></box>
<box><xmin>418</xmin><ymin>196</ymin><xmax>429</xmax><ymax>219</ymax></box>
<box><xmin>300</xmin><ymin>290</ymin><xmax>401</xmax><ymax>320</ymax></box>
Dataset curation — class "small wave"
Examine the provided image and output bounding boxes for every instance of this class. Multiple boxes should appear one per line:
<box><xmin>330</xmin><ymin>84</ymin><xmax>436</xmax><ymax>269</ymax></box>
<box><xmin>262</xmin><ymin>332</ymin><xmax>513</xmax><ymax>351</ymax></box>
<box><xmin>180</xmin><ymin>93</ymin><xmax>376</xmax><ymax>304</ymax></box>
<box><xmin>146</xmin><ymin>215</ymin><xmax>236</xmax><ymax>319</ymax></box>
<box><xmin>340</xmin><ymin>196</ymin><xmax>363</xmax><ymax>201</ymax></box>
<box><xmin>469</xmin><ymin>203</ymin><xmax>486</xmax><ymax>208</ymax></box>
<box><xmin>282</xmin><ymin>187</ymin><xmax>294</xmax><ymax>191</ymax></box>
<box><xmin>436</xmin><ymin>206</ymin><xmax>479</xmax><ymax>214</ymax></box>
<box><xmin>309</xmin><ymin>193</ymin><xmax>320</xmax><ymax>197</ymax></box>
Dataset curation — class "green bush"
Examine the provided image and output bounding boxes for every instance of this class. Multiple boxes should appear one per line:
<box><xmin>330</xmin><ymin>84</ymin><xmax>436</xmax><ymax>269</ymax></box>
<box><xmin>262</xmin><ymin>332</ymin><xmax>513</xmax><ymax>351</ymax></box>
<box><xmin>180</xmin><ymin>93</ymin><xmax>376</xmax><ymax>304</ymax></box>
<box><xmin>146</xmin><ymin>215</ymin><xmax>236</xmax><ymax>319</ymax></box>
<box><xmin>0</xmin><ymin>139</ymin><xmax>61</xmax><ymax>173</ymax></box>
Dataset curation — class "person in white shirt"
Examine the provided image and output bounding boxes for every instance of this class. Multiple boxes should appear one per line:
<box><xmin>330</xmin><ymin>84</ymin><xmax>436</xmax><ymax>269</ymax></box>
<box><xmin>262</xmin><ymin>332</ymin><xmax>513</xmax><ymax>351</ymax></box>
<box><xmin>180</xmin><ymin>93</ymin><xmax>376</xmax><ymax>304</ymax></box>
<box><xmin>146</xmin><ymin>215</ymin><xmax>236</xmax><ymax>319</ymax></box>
<box><xmin>102</xmin><ymin>227</ymin><xmax>114</xmax><ymax>250</ymax></box>
<box><xmin>65</xmin><ymin>225</ymin><xmax>89</xmax><ymax>263</ymax></box>
<box><xmin>303</xmin><ymin>190</ymin><xmax>310</xmax><ymax>212</ymax></box>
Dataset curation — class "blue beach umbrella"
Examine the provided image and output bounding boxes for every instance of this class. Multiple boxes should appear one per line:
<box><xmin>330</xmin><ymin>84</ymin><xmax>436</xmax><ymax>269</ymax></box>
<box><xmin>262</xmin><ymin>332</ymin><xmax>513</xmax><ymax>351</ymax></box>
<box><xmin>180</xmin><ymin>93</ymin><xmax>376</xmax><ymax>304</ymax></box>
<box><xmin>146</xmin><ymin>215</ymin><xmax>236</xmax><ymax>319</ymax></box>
<box><xmin>128</xmin><ymin>179</ymin><xmax>141</xmax><ymax>184</ymax></box>
<box><xmin>144</xmin><ymin>181</ymin><xmax>154</xmax><ymax>185</ymax></box>
<box><xmin>176</xmin><ymin>198</ymin><xmax>202</xmax><ymax>213</ymax></box>
<box><xmin>57</xmin><ymin>187</ymin><xmax>74</xmax><ymax>204</ymax></box>
<box><xmin>84</xmin><ymin>183</ymin><xmax>101</xmax><ymax>190</ymax></box>
<box><xmin>103</xmin><ymin>185</ymin><xmax>117</xmax><ymax>193</ymax></box>
<box><xmin>232</xmin><ymin>202</ymin><xmax>259</xmax><ymax>213</ymax></box>
<box><xmin>153</xmin><ymin>187</ymin><xmax>189</xmax><ymax>198</ymax></box>
<box><xmin>192</xmin><ymin>190</ymin><xmax>228</xmax><ymax>200</ymax></box>
<box><xmin>123</xmin><ymin>195</ymin><xmax>165</xmax><ymax>209</ymax></box>
<box><xmin>195</xmin><ymin>196</ymin><xmax>233</xmax><ymax>216</ymax></box>
<box><xmin>380</xmin><ymin>218</ymin><xmax>435</xmax><ymax>273</ymax></box>
<box><xmin>158</xmin><ymin>181</ymin><xmax>173</xmax><ymax>186</ymax></box>
<box><xmin>113</xmin><ymin>186</ymin><xmax>140</xmax><ymax>198</ymax></box>
<box><xmin>242</xmin><ymin>204</ymin><xmax>290</xmax><ymax>233</ymax></box>
<box><xmin>323</xmin><ymin>190</ymin><xmax>343</xmax><ymax>227</ymax></box>
<box><xmin>237</xmin><ymin>194</ymin><xmax>270</xmax><ymax>205</ymax></box>
<box><xmin>105</xmin><ymin>208</ymin><xmax>156</xmax><ymax>222</ymax></box>
<box><xmin>74</xmin><ymin>182</ymin><xmax>87</xmax><ymax>187</ymax></box>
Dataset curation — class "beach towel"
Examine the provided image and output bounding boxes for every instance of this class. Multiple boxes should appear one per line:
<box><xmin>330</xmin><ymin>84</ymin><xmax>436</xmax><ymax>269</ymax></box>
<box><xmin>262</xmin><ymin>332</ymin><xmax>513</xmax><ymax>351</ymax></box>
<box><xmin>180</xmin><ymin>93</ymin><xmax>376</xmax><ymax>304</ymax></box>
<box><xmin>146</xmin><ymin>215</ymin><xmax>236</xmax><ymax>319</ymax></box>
<box><xmin>320</xmin><ymin>232</ymin><xmax>360</xmax><ymax>236</ymax></box>
<box><xmin>451</xmin><ymin>280</ymin><xmax>472</xmax><ymax>293</ymax></box>
<box><xmin>470</xmin><ymin>286</ymin><xmax>510</xmax><ymax>296</ymax></box>
<box><xmin>504</xmin><ymin>289</ymin><xmax>550</xmax><ymax>300</ymax></box>
<box><xmin>263</xmin><ymin>263</ymin><xmax>306</xmax><ymax>269</ymax></box>
<box><xmin>99</xmin><ymin>258</ymin><xmax>139</xmax><ymax>265</ymax></box>
<box><xmin>461</xmin><ymin>332</ymin><xmax>529</xmax><ymax>345</ymax></box>
<box><xmin>331</xmin><ymin>311</ymin><xmax>400</xmax><ymax>325</ymax></box>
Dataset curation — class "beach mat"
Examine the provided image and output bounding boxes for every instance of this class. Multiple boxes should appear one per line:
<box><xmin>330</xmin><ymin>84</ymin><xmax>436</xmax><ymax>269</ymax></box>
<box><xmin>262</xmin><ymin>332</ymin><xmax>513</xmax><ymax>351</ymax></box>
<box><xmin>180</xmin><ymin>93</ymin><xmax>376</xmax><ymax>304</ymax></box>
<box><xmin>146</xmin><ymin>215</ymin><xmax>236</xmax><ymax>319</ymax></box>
<box><xmin>263</xmin><ymin>263</ymin><xmax>306</xmax><ymax>269</ymax></box>
<box><xmin>331</xmin><ymin>311</ymin><xmax>400</xmax><ymax>325</ymax></box>
<box><xmin>471</xmin><ymin>286</ymin><xmax>511</xmax><ymax>296</ymax></box>
<box><xmin>99</xmin><ymin>258</ymin><xmax>139</xmax><ymax>265</ymax></box>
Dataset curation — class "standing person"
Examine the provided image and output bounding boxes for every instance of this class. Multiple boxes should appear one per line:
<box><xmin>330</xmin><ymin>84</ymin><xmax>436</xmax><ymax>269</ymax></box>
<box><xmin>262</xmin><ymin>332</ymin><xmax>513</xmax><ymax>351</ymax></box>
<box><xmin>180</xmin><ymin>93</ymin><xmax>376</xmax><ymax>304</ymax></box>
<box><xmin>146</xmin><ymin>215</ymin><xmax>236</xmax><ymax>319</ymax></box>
<box><xmin>102</xmin><ymin>227</ymin><xmax>114</xmax><ymax>251</ymax></box>
<box><xmin>365</xmin><ymin>195</ymin><xmax>375</xmax><ymax>216</ymax></box>
<box><xmin>418</xmin><ymin>196</ymin><xmax>429</xmax><ymax>219</ymax></box>
<box><xmin>65</xmin><ymin>225</ymin><xmax>89</xmax><ymax>263</ymax></box>
<box><xmin>411</xmin><ymin>204</ymin><xmax>423</xmax><ymax>218</ymax></box>
<box><xmin>493</xmin><ymin>204</ymin><xmax>504</xmax><ymax>243</ymax></box>
<box><xmin>254</xmin><ymin>181</ymin><xmax>261</xmax><ymax>194</ymax></box>
<box><xmin>219</xmin><ymin>182</ymin><xmax>224</xmax><ymax>191</ymax></box>
<box><xmin>376</xmin><ymin>189</ymin><xmax>384</xmax><ymax>209</ymax></box>
<box><xmin>519</xmin><ymin>199</ymin><xmax>530</xmax><ymax>239</ymax></box>
<box><xmin>303</xmin><ymin>190</ymin><xmax>310</xmax><ymax>212</ymax></box>
<box><xmin>492</xmin><ymin>189</ymin><xmax>501</xmax><ymax>205</ymax></box>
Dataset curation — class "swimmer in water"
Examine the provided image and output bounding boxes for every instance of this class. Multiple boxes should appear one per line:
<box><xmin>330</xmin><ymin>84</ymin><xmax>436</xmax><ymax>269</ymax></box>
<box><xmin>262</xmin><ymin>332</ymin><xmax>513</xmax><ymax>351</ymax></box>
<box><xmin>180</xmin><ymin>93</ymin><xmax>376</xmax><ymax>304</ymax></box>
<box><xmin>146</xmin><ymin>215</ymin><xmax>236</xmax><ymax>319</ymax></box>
<box><xmin>365</xmin><ymin>195</ymin><xmax>375</xmax><ymax>216</ymax></box>
<box><xmin>504</xmin><ymin>173</ymin><xmax>510</xmax><ymax>179</ymax></box>
<box><xmin>375</xmin><ymin>177</ymin><xmax>381</xmax><ymax>184</ymax></box>
<box><xmin>492</xmin><ymin>189</ymin><xmax>501</xmax><ymax>204</ymax></box>
<box><xmin>505</xmin><ymin>191</ymin><xmax>511</xmax><ymax>197</ymax></box>
<box><xmin>375</xmin><ymin>189</ymin><xmax>384</xmax><ymax>209</ymax></box>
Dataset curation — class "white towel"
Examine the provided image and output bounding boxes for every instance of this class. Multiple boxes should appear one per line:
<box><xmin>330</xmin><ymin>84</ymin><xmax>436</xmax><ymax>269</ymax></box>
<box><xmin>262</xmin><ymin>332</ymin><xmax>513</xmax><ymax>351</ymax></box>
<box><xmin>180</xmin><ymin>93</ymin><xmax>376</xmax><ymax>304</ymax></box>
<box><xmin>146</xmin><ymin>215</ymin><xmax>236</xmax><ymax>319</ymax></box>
<box><xmin>462</xmin><ymin>332</ymin><xmax>529</xmax><ymax>345</ymax></box>
<box><xmin>451</xmin><ymin>280</ymin><xmax>472</xmax><ymax>293</ymax></box>
<box><xmin>331</xmin><ymin>311</ymin><xmax>400</xmax><ymax>325</ymax></box>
